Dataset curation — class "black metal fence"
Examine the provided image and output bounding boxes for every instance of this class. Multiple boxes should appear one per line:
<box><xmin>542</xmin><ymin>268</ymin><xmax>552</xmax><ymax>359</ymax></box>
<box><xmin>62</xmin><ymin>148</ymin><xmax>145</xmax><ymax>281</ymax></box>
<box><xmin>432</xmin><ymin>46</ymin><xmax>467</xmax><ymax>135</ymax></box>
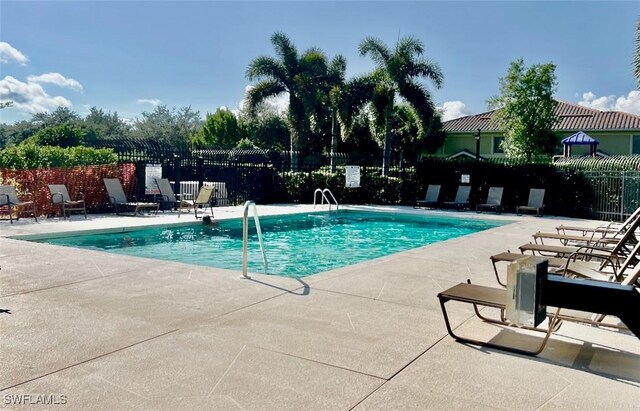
<box><xmin>87</xmin><ymin>138</ymin><xmax>640</xmax><ymax>221</ymax></box>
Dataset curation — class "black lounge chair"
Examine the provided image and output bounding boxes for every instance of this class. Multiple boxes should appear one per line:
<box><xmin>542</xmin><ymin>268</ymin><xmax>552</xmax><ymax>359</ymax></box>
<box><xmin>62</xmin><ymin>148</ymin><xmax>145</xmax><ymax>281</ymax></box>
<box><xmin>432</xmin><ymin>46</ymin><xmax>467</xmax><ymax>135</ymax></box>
<box><xmin>415</xmin><ymin>185</ymin><xmax>441</xmax><ymax>209</ymax></box>
<box><xmin>442</xmin><ymin>185</ymin><xmax>471</xmax><ymax>210</ymax></box>
<box><xmin>517</xmin><ymin>188</ymin><xmax>545</xmax><ymax>216</ymax></box>
<box><xmin>476</xmin><ymin>187</ymin><xmax>503</xmax><ymax>214</ymax></box>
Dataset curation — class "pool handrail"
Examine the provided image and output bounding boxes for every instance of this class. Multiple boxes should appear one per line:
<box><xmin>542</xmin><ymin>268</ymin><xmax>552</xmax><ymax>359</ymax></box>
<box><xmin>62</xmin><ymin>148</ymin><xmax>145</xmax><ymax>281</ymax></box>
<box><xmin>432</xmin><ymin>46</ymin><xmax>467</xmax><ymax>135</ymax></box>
<box><xmin>313</xmin><ymin>188</ymin><xmax>339</xmax><ymax>211</ymax></box>
<box><xmin>242</xmin><ymin>200</ymin><xmax>268</xmax><ymax>279</ymax></box>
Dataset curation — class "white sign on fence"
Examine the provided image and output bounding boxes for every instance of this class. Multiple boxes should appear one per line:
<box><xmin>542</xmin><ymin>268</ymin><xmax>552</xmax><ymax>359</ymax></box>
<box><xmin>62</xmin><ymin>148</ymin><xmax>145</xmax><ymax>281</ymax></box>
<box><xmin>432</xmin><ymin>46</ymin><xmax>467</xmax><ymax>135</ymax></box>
<box><xmin>145</xmin><ymin>164</ymin><xmax>162</xmax><ymax>195</ymax></box>
<box><xmin>345</xmin><ymin>166</ymin><xmax>361</xmax><ymax>188</ymax></box>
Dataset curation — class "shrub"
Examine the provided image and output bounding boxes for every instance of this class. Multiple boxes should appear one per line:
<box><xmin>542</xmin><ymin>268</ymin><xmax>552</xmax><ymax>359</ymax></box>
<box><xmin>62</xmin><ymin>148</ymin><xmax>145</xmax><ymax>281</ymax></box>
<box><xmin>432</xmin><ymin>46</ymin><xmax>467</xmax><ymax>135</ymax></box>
<box><xmin>0</xmin><ymin>144</ymin><xmax>117</xmax><ymax>169</ymax></box>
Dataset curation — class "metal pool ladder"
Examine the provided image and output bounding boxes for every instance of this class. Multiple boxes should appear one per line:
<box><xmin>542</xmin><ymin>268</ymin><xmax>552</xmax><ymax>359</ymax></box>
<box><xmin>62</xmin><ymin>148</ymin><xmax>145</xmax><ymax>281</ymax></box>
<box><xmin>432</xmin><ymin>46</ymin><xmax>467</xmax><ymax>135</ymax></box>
<box><xmin>313</xmin><ymin>188</ymin><xmax>339</xmax><ymax>211</ymax></box>
<box><xmin>242</xmin><ymin>200</ymin><xmax>268</xmax><ymax>279</ymax></box>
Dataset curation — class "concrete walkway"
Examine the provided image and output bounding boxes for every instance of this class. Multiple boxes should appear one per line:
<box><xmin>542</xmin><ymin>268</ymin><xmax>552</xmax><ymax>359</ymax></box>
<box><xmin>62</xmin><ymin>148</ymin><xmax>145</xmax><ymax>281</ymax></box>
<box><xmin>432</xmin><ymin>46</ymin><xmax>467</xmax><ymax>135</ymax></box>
<box><xmin>0</xmin><ymin>205</ymin><xmax>638</xmax><ymax>410</ymax></box>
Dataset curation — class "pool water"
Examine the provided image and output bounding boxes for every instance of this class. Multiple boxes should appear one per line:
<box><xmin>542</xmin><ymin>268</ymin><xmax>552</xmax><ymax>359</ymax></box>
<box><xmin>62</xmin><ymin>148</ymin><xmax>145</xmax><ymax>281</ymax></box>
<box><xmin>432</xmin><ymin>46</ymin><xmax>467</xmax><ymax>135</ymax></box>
<box><xmin>34</xmin><ymin>211</ymin><xmax>507</xmax><ymax>278</ymax></box>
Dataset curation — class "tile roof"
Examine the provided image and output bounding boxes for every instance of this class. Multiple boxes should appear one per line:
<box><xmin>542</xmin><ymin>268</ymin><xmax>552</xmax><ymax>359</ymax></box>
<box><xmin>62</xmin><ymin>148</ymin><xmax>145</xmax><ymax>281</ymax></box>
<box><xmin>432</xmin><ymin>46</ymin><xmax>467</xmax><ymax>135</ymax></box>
<box><xmin>443</xmin><ymin>101</ymin><xmax>640</xmax><ymax>133</ymax></box>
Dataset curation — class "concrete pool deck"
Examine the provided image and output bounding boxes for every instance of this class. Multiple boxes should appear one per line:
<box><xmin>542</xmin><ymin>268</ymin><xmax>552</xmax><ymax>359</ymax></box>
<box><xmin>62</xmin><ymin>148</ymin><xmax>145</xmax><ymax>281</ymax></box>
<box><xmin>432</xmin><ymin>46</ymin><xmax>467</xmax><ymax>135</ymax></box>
<box><xmin>0</xmin><ymin>205</ymin><xmax>638</xmax><ymax>409</ymax></box>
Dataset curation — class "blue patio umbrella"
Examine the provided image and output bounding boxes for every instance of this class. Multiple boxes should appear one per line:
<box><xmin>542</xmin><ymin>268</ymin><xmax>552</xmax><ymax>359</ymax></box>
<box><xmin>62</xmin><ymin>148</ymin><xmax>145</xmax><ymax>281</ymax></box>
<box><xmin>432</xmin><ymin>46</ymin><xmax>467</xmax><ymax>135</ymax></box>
<box><xmin>561</xmin><ymin>131</ymin><xmax>599</xmax><ymax>157</ymax></box>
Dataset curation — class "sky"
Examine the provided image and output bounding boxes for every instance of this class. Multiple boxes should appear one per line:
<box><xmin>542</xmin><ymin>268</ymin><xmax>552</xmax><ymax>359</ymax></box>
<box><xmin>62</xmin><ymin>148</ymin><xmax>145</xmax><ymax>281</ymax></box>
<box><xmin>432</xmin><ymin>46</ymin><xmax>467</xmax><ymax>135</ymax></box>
<box><xmin>1</xmin><ymin>0</ymin><xmax>639</xmax><ymax>125</ymax></box>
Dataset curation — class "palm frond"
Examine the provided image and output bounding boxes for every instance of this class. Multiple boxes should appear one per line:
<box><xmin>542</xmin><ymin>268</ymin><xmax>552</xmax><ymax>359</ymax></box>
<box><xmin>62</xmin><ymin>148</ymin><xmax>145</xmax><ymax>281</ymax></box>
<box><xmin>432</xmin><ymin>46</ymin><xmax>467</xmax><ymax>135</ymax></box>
<box><xmin>299</xmin><ymin>49</ymin><xmax>329</xmax><ymax>77</ymax></box>
<box><xmin>396</xmin><ymin>35</ymin><xmax>424</xmax><ymax>59</ymax></box>
<box><xmin>398</xmin><ymin>81</ymin><xmax>436</xmax><ymax>127</ymax></box>
<box><xmin>244</xmin><ymin>80</ymin><xmax>287</xmax><ymax>115</ymax></box>
<box><xmin>358</xmin><ymin>37</ymin><xmax>391</xmax><ymax>67</ymax></box>
<box><xmin>246</xmin><ymin>56</ymin><xmax>288</xmax><ymax>84</ymax></box>
<box><xmin>335</xmin><ymin>74</ymin><xmax>376</xmax><ymax>134</ymax></box>
<box><xmin>271</xmin><ymin>32</ymin><xmax>299</xmax><ymax>74</ymax></box>
<box><xmin>407</xmin><ymin>59</ymin><xmax>444</xmax><ymax>89</ymax></box>
<box><xmin>327</xmin><ymin>55</ymin><xmax>347</xmax><ymax>85</ymax></box>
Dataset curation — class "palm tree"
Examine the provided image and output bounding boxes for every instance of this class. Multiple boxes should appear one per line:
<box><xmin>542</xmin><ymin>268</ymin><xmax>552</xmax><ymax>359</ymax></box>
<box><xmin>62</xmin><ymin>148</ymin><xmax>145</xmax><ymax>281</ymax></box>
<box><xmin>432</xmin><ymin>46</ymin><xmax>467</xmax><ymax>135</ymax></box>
<box><xmin>245</xmin><ymin>32</ymin><xmax>327</xmax><ymax>168</ymax></box>
<box><xmin>358</xmin><ymin>35</ymin><xmax>444</xmax><ymax>175</ymax></box>
<box><xmin>322</xmin><ymin>55</ymin><xmax>346</xmax><ymax>172</ymax></box>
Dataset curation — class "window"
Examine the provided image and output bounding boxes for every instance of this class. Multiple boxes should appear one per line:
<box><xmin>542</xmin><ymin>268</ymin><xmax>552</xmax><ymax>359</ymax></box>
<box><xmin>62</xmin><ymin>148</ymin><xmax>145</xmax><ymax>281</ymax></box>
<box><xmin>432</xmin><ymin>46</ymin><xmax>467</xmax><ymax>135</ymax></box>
<box><xmin>493</xmin><ymin>136</ymin><xmax>505</xmax><ymax>154</ymax></box>
<box><xmin>632</xmin><ymin>135</ymin><xmax>640</xmax><ymax>154</ymax></box>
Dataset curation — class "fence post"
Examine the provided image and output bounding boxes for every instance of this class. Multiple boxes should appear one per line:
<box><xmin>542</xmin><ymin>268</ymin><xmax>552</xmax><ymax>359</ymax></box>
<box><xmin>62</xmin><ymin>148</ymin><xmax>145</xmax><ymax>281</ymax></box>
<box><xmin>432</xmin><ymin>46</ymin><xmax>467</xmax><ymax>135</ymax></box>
<box><xmin>135</xmin><ymin>160</ymin><xmax>146</xmax><ymax>199</ymax></box>
<box><xmin>621</xmin><ymin>171</ymin><xmax>626</xmax><ymax>221</ymax></box>
<box><xmin>196</xmin><ymin>157</ymin><xmax>204</xmax><ymax>189</ymax></box>
<box><xmin>174</xmin><ymin>155</ymin><xmax>182</xmax><ymax>195</ymax></box>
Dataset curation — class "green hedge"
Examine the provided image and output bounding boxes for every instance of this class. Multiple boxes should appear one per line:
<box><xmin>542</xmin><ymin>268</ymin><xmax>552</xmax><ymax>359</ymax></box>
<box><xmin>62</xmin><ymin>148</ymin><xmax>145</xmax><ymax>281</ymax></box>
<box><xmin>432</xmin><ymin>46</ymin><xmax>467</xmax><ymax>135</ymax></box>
<box><xmin>0</xmin><ymin>144</ymin><xmax>118</xmax><ymax>169</ymax></box>
<box><xmin>274</xmin><ymin>158</ymin><xmax>593</xmax><ymax>218</ymax></box>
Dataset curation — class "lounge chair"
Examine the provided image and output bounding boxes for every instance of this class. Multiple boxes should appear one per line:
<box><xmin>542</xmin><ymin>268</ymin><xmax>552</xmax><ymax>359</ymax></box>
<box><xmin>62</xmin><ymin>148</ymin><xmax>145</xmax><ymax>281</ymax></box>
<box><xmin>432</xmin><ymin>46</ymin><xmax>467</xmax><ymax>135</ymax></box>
<box><xmin>438</xmin><ymin>257</ymin><xmax>640</xmax><ymax>356</ymax></box>
<box><xmin>103</xmin><ymin>178</ymin><xmax>159</xmax><ymax>216</ymax></box>
<box><xmin>155</xmin><ymin>178</ymin><xmax>193</xmax><ymax>217</ymax></box>
<box><xmin>519</xmin><ymin>212</ymin><xmax>640</xmax><ymax>261</ymax></box>
<box><xmin>490</xmin><ymin>251</ymin><xmax>567</xmax><ymax>287</ymax></box>
<box><xmin>530</xmin><ymin>230</ymin><xmax>628</xmax><ymax>248</ymax></box>
<box><xmin>476</xmin><ymin>187</ymin><xmax>503</xmax><ymax>214</ymax></box>
<box><xmin>516</xmin><ymin>188</ymin><xmax>545</xmax><ymax>216</ymax></box>
<box><xmin>415</xmin><ymin>185</ymin><xmax>441</xmax><ymax>208</ymax></box>
<box><xmin>48</xmin><ymin>184</ymin><xmax>87</xmax><ymax>220</ymax></box>
<box><xmin>442</xmin><ymin>185</ymin><xmax>471</xmax><ymax>210</ymax></box>
<box><xmin>192</xmin><ymin>185</ymin><xmax>215</xmax><ymax>219</ymax></box>
<box><xmin>556</xmin><ymin>206</ymin><xmax>640</xmax><ymax>237</ymax></box>
<box><xmin>0</xmin><ymin>184</ymin><xmax>37</xmax><ymax>223</ymax></box>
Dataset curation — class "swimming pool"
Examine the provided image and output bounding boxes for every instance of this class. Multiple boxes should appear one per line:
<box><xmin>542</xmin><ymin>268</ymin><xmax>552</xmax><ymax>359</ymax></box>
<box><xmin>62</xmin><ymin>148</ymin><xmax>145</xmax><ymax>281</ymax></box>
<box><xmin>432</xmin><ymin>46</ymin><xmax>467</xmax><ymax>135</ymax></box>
<box><xmin>33</xmin><ymin>210</ymin><xmax>507</xmax><ymax>278</ymax></box>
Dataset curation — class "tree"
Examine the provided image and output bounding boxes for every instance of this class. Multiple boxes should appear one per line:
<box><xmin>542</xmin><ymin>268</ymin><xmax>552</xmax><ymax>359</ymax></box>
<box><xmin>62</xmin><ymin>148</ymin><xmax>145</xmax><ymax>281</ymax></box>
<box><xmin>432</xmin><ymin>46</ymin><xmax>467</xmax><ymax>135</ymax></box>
<box><xmin>0</xmin><ymin>120</ymin><xmax>40</xmax><ymax>147</ymax></box>
<box><xmin>240</xmin><ymin>111</ymin><xmax>290</xmax><ymax>150</ymax></box>
<box><xmin>358</xmin><ymin>35</ymin><xmax>444</xmax><ymax>175</ymax></box>
<box><xmin>245</xmin><ymin>32</ymin><xmax>328</xmax><ymax>166</ymax></box>
<box><xmin>324</xmin><ymin>56</ymin><xmax>348</xmax><ymax>170</ymax></box>
<box><xmin>488</xmin><ymin>58</ymin><xmax>558</xmax><ymax>161</ymax></box>
<box><xmin>84</xmin><ymin>106</ymin><xmax>131</xmax><ymax>141</ymax></box>
<box><xmin>132</xmin><ymin>105</ymin><xmax>201</xmax><ymax>145</ymax></box>
<box><xmin>28</xmin><ymin>123</ymin><xmax>86</xmax><ymax>147</ymax></box>
<box><xmin>31</xmin><ymin>106</ymin><xmax>81</xmax><ymax>128</ymax></box>
<box><xmin>340</xmin><ymin>111</ymin><xmax>381</xmax><ymax>164</ymax></box>
<box><xmin>194</xmin><ymin>108</ymin><xmax>244</xmax><ymax>148</ymax></box>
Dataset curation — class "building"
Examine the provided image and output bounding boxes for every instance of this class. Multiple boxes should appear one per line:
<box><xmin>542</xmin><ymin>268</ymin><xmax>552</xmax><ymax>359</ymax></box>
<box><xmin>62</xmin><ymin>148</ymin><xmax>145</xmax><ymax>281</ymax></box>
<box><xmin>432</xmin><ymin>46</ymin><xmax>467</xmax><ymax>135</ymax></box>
<box><xmin>440</xmin><ymin>101</ymin><xmax>640</xmax><ymax>159</ymax></box>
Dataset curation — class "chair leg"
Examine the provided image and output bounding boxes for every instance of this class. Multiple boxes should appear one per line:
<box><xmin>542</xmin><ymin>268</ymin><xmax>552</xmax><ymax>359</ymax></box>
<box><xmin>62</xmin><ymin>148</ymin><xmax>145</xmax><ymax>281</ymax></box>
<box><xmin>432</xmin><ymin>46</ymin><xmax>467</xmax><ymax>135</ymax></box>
<box><xmin>438</xmin><ymin>295</ymin><xmax>558</xmax><ymax>356</ymax></box>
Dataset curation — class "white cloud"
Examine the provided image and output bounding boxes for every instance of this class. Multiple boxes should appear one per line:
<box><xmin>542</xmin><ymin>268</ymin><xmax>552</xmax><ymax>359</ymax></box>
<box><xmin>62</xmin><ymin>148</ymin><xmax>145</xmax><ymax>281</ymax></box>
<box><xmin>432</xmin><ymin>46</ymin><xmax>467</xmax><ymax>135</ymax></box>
<box><xmin>578</xmin><ymin>90</ymin><xmax>640</xmax><ymax>116</ymax></box>
<box><xmin>0</xmin><ymin>75</ymin><xmax>71</xmax><ymax>113</ymax></box>
<box><xmin>137</xmin><ymin>98</ymin><xmax>161</xmax><ymax>106</ymax></box>
<box><xmin>0</xmin><ymin>42</ymin><xmax>28</xmax><ymax>65</ymax></box>
<box><xmin>27</xmin><ymin>72</ymin><xmax>83</xmax><ymax>91</ymax></box>
<box><xmin>238</xmin><ymin>85</ymin><xmax>289</xmax><ymax>115</ymax></box>
<box><xmin>437</xmin><ymin>100</ymin><xmax>470</xmax><ymax>121</ymax></box>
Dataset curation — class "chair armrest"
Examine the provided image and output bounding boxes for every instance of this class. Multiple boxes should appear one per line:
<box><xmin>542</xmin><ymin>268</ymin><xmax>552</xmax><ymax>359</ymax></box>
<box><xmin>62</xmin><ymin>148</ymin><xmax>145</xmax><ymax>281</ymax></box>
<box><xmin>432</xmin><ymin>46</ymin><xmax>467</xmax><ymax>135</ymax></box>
<box><xmin>176</xmin><ymin>193</ymin><xmax>193</xmax><ymax>201</ymax></box>
<box><xmin>0</xmin><ymin>193</ymin><xmax>9</xmax><ymax>206</ymax></box>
